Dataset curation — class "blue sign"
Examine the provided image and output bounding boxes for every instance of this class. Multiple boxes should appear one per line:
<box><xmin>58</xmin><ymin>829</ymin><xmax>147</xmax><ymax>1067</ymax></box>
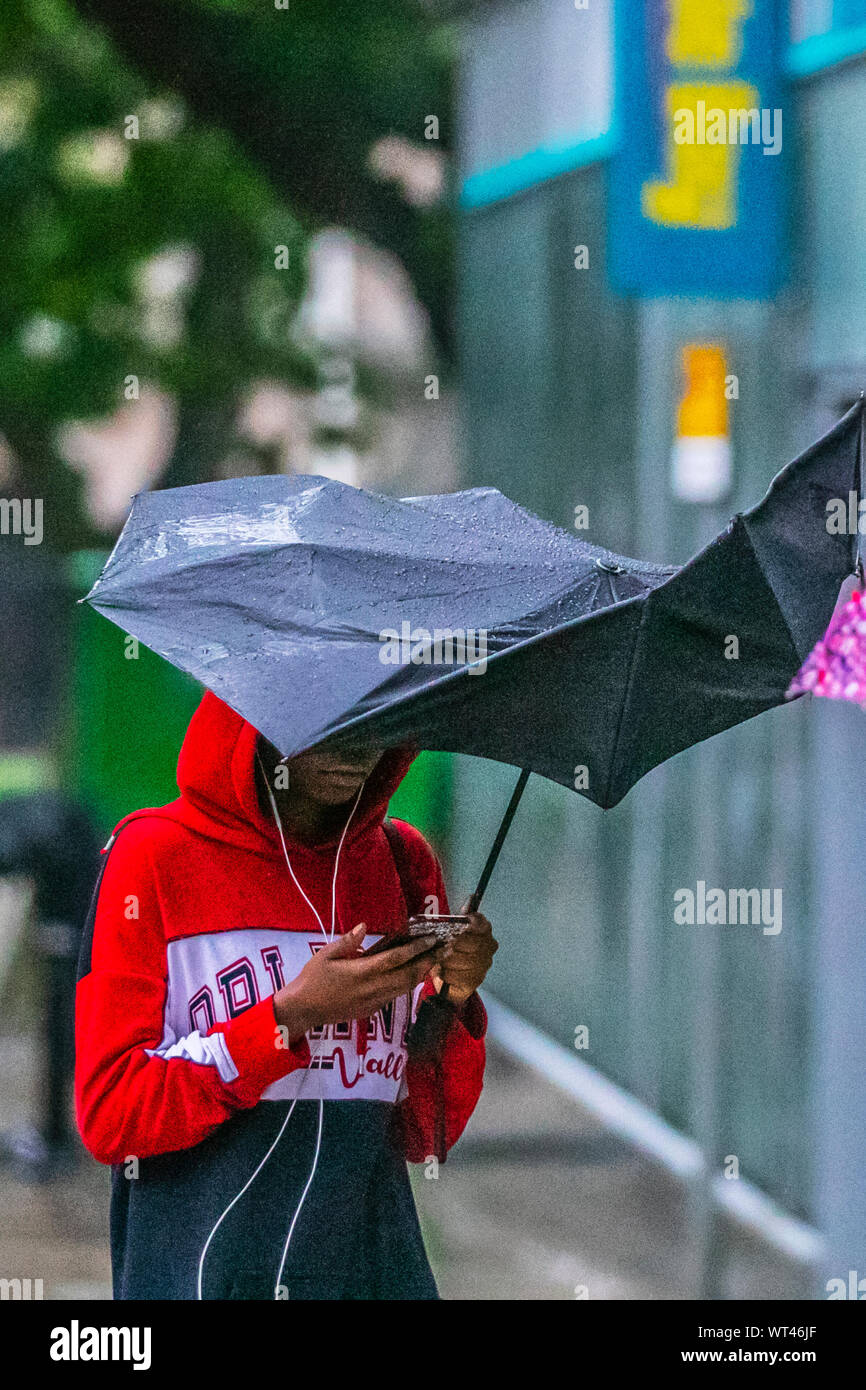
<box><xmin>609</xmin><ymin>0</ymin><xmax>785</xmax><ymax>297</ymax></box>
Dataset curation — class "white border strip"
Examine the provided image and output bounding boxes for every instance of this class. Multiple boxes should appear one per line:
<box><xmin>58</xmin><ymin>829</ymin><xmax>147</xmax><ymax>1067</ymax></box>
<box><xmin>483</xmin><ymin>994</ymin><xmax>826</xmax><ymax>1266</ymax></box>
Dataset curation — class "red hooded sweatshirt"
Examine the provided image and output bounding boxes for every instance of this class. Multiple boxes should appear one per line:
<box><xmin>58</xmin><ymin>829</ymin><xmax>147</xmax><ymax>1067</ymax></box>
<box><xmin>75</xmin><ymin>691</ymin><xmax>486</xmax><ymax>1300</ymax></box>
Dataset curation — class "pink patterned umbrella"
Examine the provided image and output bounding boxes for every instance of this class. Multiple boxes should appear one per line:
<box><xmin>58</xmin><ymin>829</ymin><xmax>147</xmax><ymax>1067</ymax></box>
<box><xmin>787</xmin><ymin>576</ymin><xmax>866</xmax><ymax>708</ymax></box>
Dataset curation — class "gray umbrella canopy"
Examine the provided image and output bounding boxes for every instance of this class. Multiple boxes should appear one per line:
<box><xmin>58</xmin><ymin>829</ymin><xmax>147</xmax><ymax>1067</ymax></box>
<box><xmin>86</xmin><ymin>401</ymin><xmax>863</xmax><ymax>810</ymax></box>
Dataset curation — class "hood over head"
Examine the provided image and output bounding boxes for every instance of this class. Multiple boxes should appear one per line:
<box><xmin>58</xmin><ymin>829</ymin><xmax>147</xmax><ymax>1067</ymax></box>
<box><xmin>171</xmin><ymin>691</ymin><xmax>417</xmax><ymax>855</ymax></box>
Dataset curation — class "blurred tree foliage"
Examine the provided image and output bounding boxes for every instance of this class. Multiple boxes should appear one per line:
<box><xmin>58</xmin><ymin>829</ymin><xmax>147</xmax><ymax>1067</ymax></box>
<box><xmin>72</xmin><ymin>0</ymin><xmax>455</xmax><ymax>347</ymax></box>
<box><xmin>0</xmin><ymin>0</ymin><xmax>454</xmax><ymax>548</ymax></box>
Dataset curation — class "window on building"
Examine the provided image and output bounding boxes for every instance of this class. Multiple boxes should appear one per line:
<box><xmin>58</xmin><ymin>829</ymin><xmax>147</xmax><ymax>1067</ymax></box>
<box><xmin>460</xmin><ymin>0</ymin><xmax>613</xmax><ymax>181</ymax></box>
<box><xmin>791</xmin><ymin>0</ymin><xmax>866</xmax><ymax>43</ymax></box>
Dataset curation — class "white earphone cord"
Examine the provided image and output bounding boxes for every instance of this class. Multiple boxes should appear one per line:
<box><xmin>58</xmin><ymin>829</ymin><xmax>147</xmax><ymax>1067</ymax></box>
<box><xmin>196</xmin><ymin>755</ymin><xmax>365</xmax><ymax>1300</ymax></box>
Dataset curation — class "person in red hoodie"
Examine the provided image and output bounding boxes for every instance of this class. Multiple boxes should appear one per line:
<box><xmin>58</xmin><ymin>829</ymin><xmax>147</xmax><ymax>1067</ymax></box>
<box><xmin>75</xmin><ymin>692</ymin><xmax>496</xmax><ymax>1300</ymax></box>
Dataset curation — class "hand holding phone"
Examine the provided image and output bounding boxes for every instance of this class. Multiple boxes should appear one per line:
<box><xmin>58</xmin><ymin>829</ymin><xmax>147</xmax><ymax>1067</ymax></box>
<box><xmin>362</xmin><ymin>914</ymin><xmax>472</xmax><ymax>957</ymax></box>
<box><xmin>273</xmin><ymin>922</ymin><xmax>453</xmax><ymax>1036</ymax></box>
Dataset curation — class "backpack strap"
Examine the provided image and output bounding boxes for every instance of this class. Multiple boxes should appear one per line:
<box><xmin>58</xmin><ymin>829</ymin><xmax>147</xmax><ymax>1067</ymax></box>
<box><xmin>76</xmin><ymin>825</ymin><xmax>130</xmax><ymax>983</ymax></box>
<box><xmin>382</xmin><ymin>817</ymin><xmax>426</xmax><ymax>920</ymax></box>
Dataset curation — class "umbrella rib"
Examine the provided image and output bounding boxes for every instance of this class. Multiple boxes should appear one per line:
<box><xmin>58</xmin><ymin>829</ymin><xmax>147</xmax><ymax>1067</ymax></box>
<box><xmin>601</xmin><ymin>602</ymin><xmax>649</xmax><ymax>809</ymax></box>
<box><xmin>90</xmin><ymin>541</ymin><xmax>578</xmax><ymax>592</ymax></box>
<box><xmin>737</xmin><ymin>513</ymin><xmax>807</xmax><ymax>664</ymax></box>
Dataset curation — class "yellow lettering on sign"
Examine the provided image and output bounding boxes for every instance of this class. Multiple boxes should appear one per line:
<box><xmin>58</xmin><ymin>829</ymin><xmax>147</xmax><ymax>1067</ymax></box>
<box><xmin>666</xmin><ymin>0</ymin><xmax>753</xmax><ymax>70</ymax></box>
<box><xmin>641</xmin><ymin>82</ymin><xmax>758</xmax><ymax>229</ymax></box>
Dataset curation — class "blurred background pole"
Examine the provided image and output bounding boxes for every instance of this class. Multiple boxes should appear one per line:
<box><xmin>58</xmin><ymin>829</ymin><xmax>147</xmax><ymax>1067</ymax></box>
<box><xmin>686</xmin><ymin>738</ymin><xmax>727</xmax><ymax>1300</ymax></box>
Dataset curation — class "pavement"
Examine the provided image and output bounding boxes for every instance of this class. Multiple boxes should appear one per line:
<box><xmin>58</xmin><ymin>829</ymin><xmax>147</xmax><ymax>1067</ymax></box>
<box><xmin>0</xmin><ymin>1035</ymin><xmax>112</xmax><ymax>1300</ymax></box>
<box><xmin>0</xmin><ymin>1027</ymin><xmax>809</xmax><ymax>1301</ymax></box>
<box><xmin>414</xmin><ymin>1043</ymin><xmax>809</xmax><ymax>1300</ymax></box>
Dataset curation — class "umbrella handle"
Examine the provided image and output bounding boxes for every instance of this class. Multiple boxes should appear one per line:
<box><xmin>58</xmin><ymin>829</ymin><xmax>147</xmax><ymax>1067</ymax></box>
<box><xmin>465</xmin><ymin>768</ymin><xmax>530</xmax><ymax>914</ymax></box>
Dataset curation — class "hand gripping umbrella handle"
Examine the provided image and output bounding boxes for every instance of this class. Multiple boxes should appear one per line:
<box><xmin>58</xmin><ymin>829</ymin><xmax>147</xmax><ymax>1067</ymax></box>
<box><xmin>408</xmin><ymin>768</ymin><xmax>529</xmax><ymax>1061</ymax></box>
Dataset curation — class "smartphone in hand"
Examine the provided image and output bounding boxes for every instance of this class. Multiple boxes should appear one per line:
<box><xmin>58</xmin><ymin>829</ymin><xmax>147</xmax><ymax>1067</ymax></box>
<box><xmin>362</xmin><ymin>914</ymin><xmax>472</xmax><ymax>957</ymax></box>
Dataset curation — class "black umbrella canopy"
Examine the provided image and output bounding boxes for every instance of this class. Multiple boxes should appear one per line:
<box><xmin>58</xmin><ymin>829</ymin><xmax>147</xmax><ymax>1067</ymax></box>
<box><xmin>86</xmin><ymin>401</ymin><xmax>863</xmax><ymax>811</ymax></box>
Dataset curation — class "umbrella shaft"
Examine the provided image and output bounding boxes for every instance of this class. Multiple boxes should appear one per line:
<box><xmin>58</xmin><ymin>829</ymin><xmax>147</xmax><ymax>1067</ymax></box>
<box><xmin>467</xmin><ymin>768</ymin><xmax>530</xmax><ymax>913</ymax></box>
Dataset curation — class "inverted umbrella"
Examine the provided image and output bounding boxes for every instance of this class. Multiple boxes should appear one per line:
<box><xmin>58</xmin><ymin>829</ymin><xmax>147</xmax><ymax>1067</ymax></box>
<box><xmin>85</xmin><ymin>401</ymin><xmax>864</xmax><ymax>901</ymax></box>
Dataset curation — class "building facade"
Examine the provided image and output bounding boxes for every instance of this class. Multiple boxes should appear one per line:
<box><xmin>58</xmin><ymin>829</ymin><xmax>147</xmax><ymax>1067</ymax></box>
<box><xmin>451</xmin><ymin>0</ymin><xmax>866</xmax><ymax>1291</ymax></box>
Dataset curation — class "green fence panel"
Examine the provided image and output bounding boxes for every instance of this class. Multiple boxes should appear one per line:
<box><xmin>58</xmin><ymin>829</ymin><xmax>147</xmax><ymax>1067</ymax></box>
<box><xmin>63</xmin><ymin>552</ymin><xmax>200</xmax><ymax>837</ymax></box>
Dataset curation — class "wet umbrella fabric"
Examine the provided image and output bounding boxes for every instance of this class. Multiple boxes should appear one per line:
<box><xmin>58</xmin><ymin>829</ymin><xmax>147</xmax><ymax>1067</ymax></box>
<box><xmin>86</xmin><ymin>402</ymin><xmax>863</xmax><ymax>812</ymax></box>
